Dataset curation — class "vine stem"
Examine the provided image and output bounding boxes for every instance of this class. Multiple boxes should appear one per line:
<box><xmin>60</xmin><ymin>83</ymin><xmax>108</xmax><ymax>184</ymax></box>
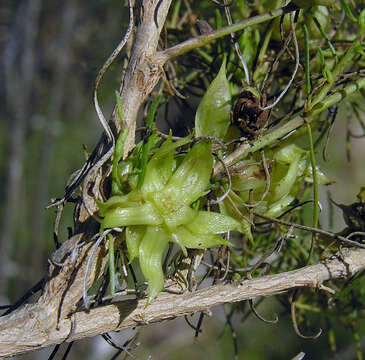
<box><xmin>305</xmin><ymin>121</ymin><xmax>319</xmax><ymax>264</ymax></box>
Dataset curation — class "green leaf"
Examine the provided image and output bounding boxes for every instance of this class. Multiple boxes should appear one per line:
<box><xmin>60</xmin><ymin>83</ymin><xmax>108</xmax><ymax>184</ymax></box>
<box><xmin>231</xmin><ymin>162</ymin><xmax>266</xmax><ymax>192</ymax></box>
<box><xmin>146</xmin><ymin>95</ymin><xmax>163</xmax><ymax>129</ymax></box>
<box><xmin>195</xmin><ymin>58</ymin><xmax>231</xmax><ymax>139</ymax></box>
<box><xmin>219</xmin><ymin>195</ymin><xmax>254</xmax><ymax>244</ymax></box>
<box><xmin>304</xmin><ymin>165</ymin><xmax>335</xmax><ymax>185</ymax></box>
<box><xmin>238</xmin><ymin>27</ymin><xmax>259</xmax><ymax>72</ymax></box>
<box><xmin>112</xmin><ymin>127</ymin><xmax>129</xmax><ymax>194</ymax></box>
<box><xmin>108</xmin><ymin>234</ymin><xmax>116</xmax><ymax>296</ymax></box>
<box><xmin>293</xmin><ymin>0</ymin><xmax>332</xmax><ymax>7</ymax></box>
<box><xmin>359</xmin><ymin>9</ymin><xmax>365</xmax><ymax>35</ymax></box>
<box><xmin>136</xmin><ymin>132</ymin><xmax>161</xmax><ymax>189</ymax></box>
<box><xmin>339</xmin><ymin>0</ymin><xmax>357</xmax><ymax>23</ymax></box>
<box><xmin>139</xmin><ymin>226</ymin><xmax>169</xmax><ymax>304</ymax></box>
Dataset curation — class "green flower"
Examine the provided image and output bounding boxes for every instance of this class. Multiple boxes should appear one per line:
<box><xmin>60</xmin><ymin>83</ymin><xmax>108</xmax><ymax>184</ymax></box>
<box><xmin>98</xmin><ymin>139</ymin><xmax>242</xmax><ymax>303</ymax></box>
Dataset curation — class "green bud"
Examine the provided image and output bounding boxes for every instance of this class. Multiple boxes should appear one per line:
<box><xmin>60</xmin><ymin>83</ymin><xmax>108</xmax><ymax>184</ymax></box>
<box><xmin>195</xmin><ymin>58</ymin><xmax>231</xmax><ymax>139</ymax></box>
<box><xmin>358</xmin><ymin>10</ymin><xmax>365</xmax><ymax>35</ymax></box>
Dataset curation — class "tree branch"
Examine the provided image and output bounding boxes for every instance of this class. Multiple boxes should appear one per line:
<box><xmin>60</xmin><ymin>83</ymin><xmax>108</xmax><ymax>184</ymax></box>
<box><xmin>118</xmin><ymin>0</ymin><xmax>172</xmax><ymax>157</ymax></box>
<box><xmin>153</xmin><ymin>4</ymin><xmax>294</xmax><ymax>63</ymax></box>
<box><xmin>1</xmin><ymin>247</ymin><xmax>365</xmax><ymax>358</ymax></box>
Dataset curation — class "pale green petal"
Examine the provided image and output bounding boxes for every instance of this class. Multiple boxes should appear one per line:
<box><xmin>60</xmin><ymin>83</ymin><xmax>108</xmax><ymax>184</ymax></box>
<box><xmin>169</xmin><ymin>231</ymin><xmax>187</xmax><ymax>257</ymax></box>
<box><xmin>271</xmin><ymin>155</ymin><xmax>303</xmax><ymax>201</ymax></box>
<box><xmin>139</xmin><ymin>226</ymin><xmax>169</xmax><ymax>304</ymax></box>
<box><xmin>97</xmin><ymin>192</ymin><xmax>142</xmax><ymax>216</ymax></box>
<box><xmin>186</xmin><ymin>210</ymin><xmax>242</xmax><ymax>234</ymax></box>
<box><xmin>142</xmin><ymin>134</ymin><xmax>191</xmax><ymax>194</ymax></box>
<box><xmin>173</xmin><ymin>226</ymin><xmax>230</xmax><ymax>249</ymax></box>
<box><xmin>126</xmin><ymin>226</ymin><xmax>146</xmax><ymax>262</ymax></box>
<box><xmin>102</xmin><ymin>202</ymin><xmax>162</xmax><ymax>228</ymax></box>
<box><xmin>164</xmin><ymin>141</ymin><xmax>213</xmax><ymax>205</ymax></box>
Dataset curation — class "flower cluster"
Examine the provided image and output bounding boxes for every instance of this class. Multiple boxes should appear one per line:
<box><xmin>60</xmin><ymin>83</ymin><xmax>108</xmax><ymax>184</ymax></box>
<box><xmin>220</xmin><ymin>143</ymin><xmax>333</xmax><ymax>241</ymax></box>
<box><xmin>98</xmin><ymin>138</ymin><xmax>242</xmax><ymax>303</ymax></box>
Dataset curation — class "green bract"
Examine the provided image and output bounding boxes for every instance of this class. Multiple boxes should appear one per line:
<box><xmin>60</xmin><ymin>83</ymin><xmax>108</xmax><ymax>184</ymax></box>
<box><xmin>98</xmin><ymin>138</ymin><xmax>242</xmax><ymax>303</ymax></box>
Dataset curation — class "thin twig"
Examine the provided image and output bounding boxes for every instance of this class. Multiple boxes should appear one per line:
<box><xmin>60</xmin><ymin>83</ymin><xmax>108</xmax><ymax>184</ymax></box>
<box><xmin>253</xmin><ymin>212</ymin><xmax>365</xmax><ymax>249</ymax></box>
<box><xmin>211</xmin><ymin>156</ymin><xmax>232</xmax><ymax>204</ymax></box>
<box><xmin>223</xmin><ymin>0</ymin><xmax>250</xmax><ymax>84</ymax></box>
<box><xmin>248</xmin><ymin>300</ymin><xmax>278</xmax><ymax>324</ymax></box>
<box><xmin>260</xmin><ymin>12</ymin><xmax>300</xmax><ymax>111</ymax></box>
<box><xmin>290</xmin><ymin>295</ymin><xmax>322</xmax><ymax>340</ymax></box>
<box><xmin>82</xmin><ymin>0</ymin><xmax>134</xmax><ymax>216</ymax></box>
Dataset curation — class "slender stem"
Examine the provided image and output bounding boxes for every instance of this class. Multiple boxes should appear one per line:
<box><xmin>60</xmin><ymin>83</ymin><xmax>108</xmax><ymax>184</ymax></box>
<box><xmin>155</xmin><ymin>5</ymin><xmax>297</xmax><ymax>62</ymax></box>
<box><xmin>108</xmin><ymin>234</ymin><xmax>116</xmax><ymax>296</ymax></box>
<box><xmin>302</xmin><ymin>23</ymin><xmax>311</xmax><ymax>105</ymax></box>
<box><xmin>305</xmin><ymin>121</ymin><xmax>319</xmax><ymax>265</ymax></box>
